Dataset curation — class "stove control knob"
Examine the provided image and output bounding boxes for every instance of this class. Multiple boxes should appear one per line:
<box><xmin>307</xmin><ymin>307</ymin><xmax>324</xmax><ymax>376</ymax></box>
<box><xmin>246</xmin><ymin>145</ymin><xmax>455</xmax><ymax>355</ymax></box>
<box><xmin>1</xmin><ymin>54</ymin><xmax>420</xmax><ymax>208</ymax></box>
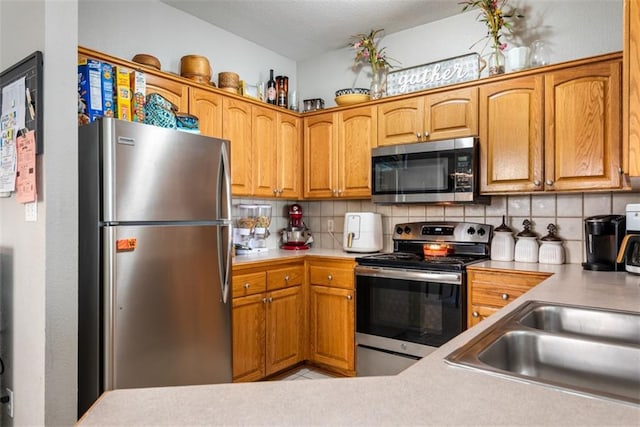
<box><xmin>404</xmin><ymin>226</ymin><xmax>412</xmax><ymax>234</ymax></box>
<box><xmin>477</xmin><ymin>228</ymin><xmax>486</xmax><ymax>236</ymax></box>
<box><xmin>467</xmin><ymin>227</ymin><xmax>476</xmax><ymax>235</ymax></box>
<box><xmin>396</xmin><ymin>226</ymin><xmax>404</xmax><ymax>234</ymax></box>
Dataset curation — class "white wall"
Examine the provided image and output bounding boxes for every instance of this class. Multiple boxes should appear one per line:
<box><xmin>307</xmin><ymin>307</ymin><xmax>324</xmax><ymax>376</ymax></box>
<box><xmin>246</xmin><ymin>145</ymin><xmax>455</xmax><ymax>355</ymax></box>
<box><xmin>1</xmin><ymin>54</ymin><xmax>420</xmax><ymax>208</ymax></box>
<box><xmin>0</xmin><ymin>0</ymin><xmax>78</xmax><ymax>425</ymax></box>
<box><xmin>78</xmin><ymin>0</ymin><xmax>297</xmax><ymax>94</ymax></box>
<box><xmin>297</xmin><ymin>0</ymin><xmax>623</xmax><ymax>106</ymax></box>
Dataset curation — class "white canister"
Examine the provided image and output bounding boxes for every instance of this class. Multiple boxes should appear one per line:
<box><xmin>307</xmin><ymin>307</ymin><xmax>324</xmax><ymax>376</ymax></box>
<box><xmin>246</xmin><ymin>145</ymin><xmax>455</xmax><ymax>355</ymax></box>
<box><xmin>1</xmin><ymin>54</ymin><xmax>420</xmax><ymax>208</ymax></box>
<box><xmin>507</xmin><ymin>46</ymin><xmax>531</xmax><ymax>71</ymax></box>
<box><xmin>491</xmin><ymin>216</ymin><xmax>515</xmax><ymax>261</ymax></box>
<box><xmin>538</xmin><ymin>224</ymin><xmax>565</xmax><ymax>264</ymax></box>
<box><xmin>514</xmin><ymin>219</ymin><xmax>539</xmax><ymax>263</ymax></box>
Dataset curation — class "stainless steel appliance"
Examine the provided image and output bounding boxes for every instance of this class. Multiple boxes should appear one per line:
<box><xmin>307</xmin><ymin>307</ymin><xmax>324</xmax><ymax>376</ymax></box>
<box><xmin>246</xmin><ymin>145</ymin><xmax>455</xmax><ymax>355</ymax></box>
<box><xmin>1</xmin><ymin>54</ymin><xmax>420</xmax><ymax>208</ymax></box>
<box><xmin>78</xmin><ymin>118</ymin><xmax>232</xmax><ymax>416</ymax></box>
<box><xmin>355</xmin><ymin>221</ymin><xmax>492</xmax><ymax>376</ymax></box>
<box><xmin>370</xmin><ymin>137</ymin><xmax>489</xmax><ymax>204</ymax></box>
<box><xmin>617</xmin><ymin>204</ymin><xmax>640</xmax><ymax>274</ymax></box>
<box><xmin>582</xmin><ymin>215</ymin><xmax>626</xmax><ymax>271</ymax></box>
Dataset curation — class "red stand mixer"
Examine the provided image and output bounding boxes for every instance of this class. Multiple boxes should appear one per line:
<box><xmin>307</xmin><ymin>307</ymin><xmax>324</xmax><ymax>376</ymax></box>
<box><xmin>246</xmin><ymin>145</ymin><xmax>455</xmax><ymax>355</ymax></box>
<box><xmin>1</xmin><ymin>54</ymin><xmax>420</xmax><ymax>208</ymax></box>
<box><xmin>281</xmin><ymin>203</ymin><xmax>312</xmax><ymax>250</ymax></box>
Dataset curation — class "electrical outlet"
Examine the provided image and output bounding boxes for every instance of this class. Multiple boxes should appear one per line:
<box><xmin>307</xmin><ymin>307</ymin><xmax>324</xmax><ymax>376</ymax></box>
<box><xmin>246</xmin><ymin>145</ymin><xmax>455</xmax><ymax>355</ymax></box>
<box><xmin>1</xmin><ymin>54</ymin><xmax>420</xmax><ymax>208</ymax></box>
<box><xmin>6</xmin><ymin>388</ymin><xmax>13</xmax><ymax>418</ymax></box>
<box><xmin>327</xmin><ymin>219</ymin><xmax>334</xmax><ymax>233</ymax></box>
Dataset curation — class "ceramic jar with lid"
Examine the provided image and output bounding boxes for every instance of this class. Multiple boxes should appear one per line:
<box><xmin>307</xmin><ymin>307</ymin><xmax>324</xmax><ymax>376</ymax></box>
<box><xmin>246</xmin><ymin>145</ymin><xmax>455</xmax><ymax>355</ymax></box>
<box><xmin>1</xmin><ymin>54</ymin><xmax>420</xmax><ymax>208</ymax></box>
<box><xmin>514</xmin><ymin>219</ymin><xmax>539</xmax><ymax>263</ymax></box>
<box><xmin>538</xmin><ymin>223</ymin><xmax>565</xmax><ymax>264</ymax></box>
<box><xmin>491</xmin><ymin>215</ymin><xmax>515</xmax><ymax>261</ymax></box>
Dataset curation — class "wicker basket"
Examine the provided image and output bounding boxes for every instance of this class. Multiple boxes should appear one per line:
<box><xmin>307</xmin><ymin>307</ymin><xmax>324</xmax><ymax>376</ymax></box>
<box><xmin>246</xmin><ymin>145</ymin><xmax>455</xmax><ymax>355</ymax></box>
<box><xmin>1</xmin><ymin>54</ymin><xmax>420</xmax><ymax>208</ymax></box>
<box><xmin>180</xmin><ymin>55</ymin><xmax>211</xmax><ymax>81</ymax></box>
<box><xmin>218</xmin><ymin>72</ymin><xmax>239</xmax><ymax>89</ymax></box>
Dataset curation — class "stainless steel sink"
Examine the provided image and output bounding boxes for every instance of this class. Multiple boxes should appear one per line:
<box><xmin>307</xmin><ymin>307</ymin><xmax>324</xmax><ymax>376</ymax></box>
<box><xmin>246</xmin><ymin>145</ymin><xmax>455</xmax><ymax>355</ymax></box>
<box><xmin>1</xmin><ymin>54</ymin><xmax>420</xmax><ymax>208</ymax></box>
<box><xmin>446</xmin><ymin>301</ymin><xmax>640</xmax><ymax>405</ymax></box>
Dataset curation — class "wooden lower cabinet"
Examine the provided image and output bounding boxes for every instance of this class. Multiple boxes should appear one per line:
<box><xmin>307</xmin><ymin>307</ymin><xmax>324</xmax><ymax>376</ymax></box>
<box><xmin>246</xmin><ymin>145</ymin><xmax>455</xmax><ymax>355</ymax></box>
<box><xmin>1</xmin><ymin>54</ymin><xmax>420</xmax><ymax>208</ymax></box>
<box><xmin>307</xmin><ymin>258</ymin><xmax>356</xmax><ymax>375</ymax></box>
<box><xmin>467</xmin><ymin>267</ymin><xmax>552</xmax><ymax>328</ymax></box>
<box><xmin>232</xmin><ymin>262</ymin><xmax>304</xmax><ymax>382</ymax></box>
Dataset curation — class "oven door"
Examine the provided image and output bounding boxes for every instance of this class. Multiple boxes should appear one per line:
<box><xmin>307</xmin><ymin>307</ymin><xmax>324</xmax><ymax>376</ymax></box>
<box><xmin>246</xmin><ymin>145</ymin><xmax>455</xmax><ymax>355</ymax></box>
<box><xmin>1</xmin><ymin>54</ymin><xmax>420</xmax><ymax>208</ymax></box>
<box><xmin>355</xmin><ymin>266</ymin><xmax>466</xmax><ymax>359</ymax></box>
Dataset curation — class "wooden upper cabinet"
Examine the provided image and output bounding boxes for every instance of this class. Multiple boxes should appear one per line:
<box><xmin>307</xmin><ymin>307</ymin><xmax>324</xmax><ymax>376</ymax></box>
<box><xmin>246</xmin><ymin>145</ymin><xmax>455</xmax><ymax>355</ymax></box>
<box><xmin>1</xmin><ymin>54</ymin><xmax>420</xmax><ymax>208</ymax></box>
<box><xmin>277</xmin><ymin>113</ymin><xmax>302</xmax><ymax>199</ymax></box>
<box><xmin>304</xmin><ymin>112</ymin><xmax>336</xmax><ymax>198</ymax></box>
<box><xmin>337</xmin><ymin>106</ymin><xmax>377</xmax><ymax>198</ymax></box>
<box><xmin>544</xmin><ymin>59</ymin><xmax>623</xmax><ymax>191</ymax></box>
<box><xmin>223</xmin><ymin>97</ymin><xmax>252</xmax><ymax>196</ymax></box>
<box><xmin>144</xmin><ymin>73</ymin><xmax>189</xmax><ymax>112</ymax></box>
<box><xmin>377</xmin><ymin>97</ymin><xmax>423</xmax><ymax>146</ymax></box>
<box><xmin>189</xmin><ymin>87</ymin><xmax>222</xmax><ymax>138</ymax></box>
<box><xmin>377</xmin><ymin>87</ymin><xmax>478</xmax><ymax>146</ymax></box>
<box><xmin>479</xmin><ymin>75</ymin><xmax>544</xmax><ymax>193</ymax></box>
<box><xmin>623</xmin><ymin>0</ymin><xmax>640</xmax><ymax>177</ymax></box>
<box><xmin>425</xmin><ymin>87</ymin><xmax>478</xmax><ymax>140</ymax></box>
<box><xmin>251</xmin><ymin>105</ymin><xmax>278</xmax><ymax>197</ymax></box>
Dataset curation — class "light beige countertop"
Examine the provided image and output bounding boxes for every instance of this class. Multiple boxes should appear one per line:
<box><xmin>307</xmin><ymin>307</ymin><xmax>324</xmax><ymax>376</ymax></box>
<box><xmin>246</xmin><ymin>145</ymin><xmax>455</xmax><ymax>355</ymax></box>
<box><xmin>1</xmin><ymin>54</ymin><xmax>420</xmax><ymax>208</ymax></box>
<box><xmin>232</xmin><ymin>248</ymin><xmax>365</xmax><ymax>266</ymax></box>
<box><xmin>78</xmin><ymin>263</ymin><xmax>640</xmax><ymax>426</ymax></box>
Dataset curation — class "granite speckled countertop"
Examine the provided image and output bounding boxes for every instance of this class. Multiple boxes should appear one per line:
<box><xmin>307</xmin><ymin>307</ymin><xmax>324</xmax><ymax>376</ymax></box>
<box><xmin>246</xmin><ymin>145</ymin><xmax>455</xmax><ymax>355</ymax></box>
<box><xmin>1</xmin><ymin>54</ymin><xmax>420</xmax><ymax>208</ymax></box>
<box><xmin>78</xmin><ymin>259</ymin><xmax>640</xmax><ymax>426</ymax></box>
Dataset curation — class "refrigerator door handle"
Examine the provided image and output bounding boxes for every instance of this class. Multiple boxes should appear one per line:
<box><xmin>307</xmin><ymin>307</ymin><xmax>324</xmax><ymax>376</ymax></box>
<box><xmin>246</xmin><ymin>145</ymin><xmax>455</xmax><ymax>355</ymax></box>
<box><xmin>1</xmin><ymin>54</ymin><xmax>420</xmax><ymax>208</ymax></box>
<box><xmin>219</xmin><ymin>141</ymin><xmax>232</xmax><ymax>221</ymax></box>
<box><xmin>102</xmin><ymin>226</ymin><xmax>116</xmax><ymax>391</ymax></box>
<box><xmin>220</xmin><ymin>224</ymin><xmax>232</xmax><ymax>304</ymax></box>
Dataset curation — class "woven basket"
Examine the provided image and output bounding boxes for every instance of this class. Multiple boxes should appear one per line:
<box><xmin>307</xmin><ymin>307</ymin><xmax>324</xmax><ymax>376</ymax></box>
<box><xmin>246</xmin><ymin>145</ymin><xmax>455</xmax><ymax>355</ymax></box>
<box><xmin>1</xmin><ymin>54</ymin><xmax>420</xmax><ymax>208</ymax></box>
<box><xmin>218</xmin><ymin>72</ymin><xmax>239</xmax><ymax>89</ymax></box>
<box><xmin>180</xmin><ymin>55</ymin><xmax>211</xmax><ymax>81</ymax></box>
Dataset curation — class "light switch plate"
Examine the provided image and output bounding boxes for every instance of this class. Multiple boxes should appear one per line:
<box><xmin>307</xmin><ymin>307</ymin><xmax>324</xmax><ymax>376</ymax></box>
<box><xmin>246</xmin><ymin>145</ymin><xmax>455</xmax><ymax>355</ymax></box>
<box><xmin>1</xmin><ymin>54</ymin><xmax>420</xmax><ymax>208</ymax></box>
<box><xmin>25</xmin><ymin>201</ymin><xmax>37</xmax><ymax>222</ymax></box>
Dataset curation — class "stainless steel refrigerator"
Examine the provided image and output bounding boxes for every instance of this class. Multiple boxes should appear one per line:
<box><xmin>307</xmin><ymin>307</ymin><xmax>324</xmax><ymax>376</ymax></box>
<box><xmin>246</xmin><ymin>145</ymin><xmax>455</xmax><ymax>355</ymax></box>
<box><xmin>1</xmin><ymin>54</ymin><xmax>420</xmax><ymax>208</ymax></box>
<box><xmin>78</xmin><ymin>118</ymin><xmax>232</xmax><ymax>416</ymax></box>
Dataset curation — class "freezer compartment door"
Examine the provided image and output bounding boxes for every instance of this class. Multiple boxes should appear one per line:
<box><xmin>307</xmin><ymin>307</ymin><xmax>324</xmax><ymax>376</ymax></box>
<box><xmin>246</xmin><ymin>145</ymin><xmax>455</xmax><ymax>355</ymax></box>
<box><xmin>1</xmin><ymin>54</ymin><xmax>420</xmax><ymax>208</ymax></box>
<box><xmin>103</xmin><ymin>224</ymin><xmax>232</xmax><ymax>390</ymax></box>
<box><xmin>102</xmin><ymin>119</ymin><xmax>231</xmax><ymax>222</ymax></box>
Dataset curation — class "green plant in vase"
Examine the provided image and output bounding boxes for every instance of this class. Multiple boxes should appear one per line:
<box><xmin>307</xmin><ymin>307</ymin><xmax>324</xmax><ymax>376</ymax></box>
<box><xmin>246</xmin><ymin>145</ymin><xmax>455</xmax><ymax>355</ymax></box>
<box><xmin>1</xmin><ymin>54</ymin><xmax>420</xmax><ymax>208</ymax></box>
<box><xmin>460</xmin><ymin>0</ymin><xmax>524</xmax><ymax>75</ymax></box>
<box><xmin>350</xmin><ymin>28</ymin><xmax>397</xmax><ymax>99</ymax></box>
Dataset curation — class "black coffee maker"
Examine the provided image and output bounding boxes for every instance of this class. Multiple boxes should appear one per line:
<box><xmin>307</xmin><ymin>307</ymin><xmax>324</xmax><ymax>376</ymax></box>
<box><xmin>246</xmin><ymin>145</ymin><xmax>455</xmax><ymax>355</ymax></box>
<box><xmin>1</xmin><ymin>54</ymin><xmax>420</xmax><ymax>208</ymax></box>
<box><xmin>582</xmin><ymin>215</ymin><xmax>626</xmax><ymax>271</ymax></box>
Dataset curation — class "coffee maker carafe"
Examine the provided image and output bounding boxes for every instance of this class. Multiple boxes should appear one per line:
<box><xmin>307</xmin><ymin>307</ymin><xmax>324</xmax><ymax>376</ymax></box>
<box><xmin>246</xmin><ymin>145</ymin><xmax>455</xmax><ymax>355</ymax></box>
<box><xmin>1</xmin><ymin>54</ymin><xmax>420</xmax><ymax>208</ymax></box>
<box><xmin>616</xmin><ymin>204</ymin><xmax>640</xmax><ymax>274</ymax></box>
<box><xmin>582</xmin><ymin>215</ymin><xmax>626</xmax><ymax>271</ymax></box>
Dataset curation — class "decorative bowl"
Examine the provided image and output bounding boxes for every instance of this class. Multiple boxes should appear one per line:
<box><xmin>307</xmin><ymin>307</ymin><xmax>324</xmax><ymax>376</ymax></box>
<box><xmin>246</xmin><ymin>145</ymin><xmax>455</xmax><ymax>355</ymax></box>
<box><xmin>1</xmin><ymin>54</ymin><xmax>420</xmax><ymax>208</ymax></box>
<box><xmin>335</xmin><ymin>93</ymin><xmax>370</xmax><ymax>106</ymax></box>
<box><xmin>335</xmin><ymin>87</ymin><xmax>370</xmax><ymax>97</ymax></box>
<box><xmin>132</xmin><ymin>54</ymin><xmax>161</xmax><ymax>70</ymax></box>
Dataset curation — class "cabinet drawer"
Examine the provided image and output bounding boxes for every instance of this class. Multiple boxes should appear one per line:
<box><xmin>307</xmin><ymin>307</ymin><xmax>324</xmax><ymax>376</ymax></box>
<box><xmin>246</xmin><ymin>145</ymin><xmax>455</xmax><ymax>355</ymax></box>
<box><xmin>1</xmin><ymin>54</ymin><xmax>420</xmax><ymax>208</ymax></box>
<box><xmin>232</xmin><ymin>272</ymin><xmax>266</xmax><ymax>297</ymax></box>
<box><xmin>469</xmin><ymin>271</ymin><xmax>548</xmax><ymax>308</ymax></box>
<box><xmin>266</xmin><ymin>265</ymin><xmax>304</xmax><ymax>290</ymax></box>
<box><xmin>309</xmin><ymin>265</ymin><xmax>354</xmax><ymax>289</ymax></box>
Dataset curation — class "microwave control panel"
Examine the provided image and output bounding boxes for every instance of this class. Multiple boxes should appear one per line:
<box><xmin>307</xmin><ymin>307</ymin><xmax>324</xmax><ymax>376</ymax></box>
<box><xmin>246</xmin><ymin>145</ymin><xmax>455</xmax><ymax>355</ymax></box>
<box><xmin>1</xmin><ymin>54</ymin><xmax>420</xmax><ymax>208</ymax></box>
<box><xmin>453</xmin><ymin>149</ymin><xmax>474</xmax><ymax>192</ymax></box>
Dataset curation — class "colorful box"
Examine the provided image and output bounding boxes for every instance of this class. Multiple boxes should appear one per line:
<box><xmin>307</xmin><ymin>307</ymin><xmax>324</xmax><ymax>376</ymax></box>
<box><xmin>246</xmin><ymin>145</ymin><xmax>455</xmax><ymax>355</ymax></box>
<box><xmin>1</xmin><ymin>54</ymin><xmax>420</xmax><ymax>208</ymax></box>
<box><xmin>130</xmin><ymin>70</ymin><xmax>146</xmax><ymax>122</ymax></box>
<box><xmin>101</xmin><ymin>62</ymin><xmax>114</xmax><ymax>118</ymax></box>
<box><xmin>113</xmin><ymin>66</ymin><xmax>132</xmax><ymax>121</ymax></box>
<box><xmin>78</xmin><ymin>58</ymin><xmax>103</xmax><ymax>123</ymax></box>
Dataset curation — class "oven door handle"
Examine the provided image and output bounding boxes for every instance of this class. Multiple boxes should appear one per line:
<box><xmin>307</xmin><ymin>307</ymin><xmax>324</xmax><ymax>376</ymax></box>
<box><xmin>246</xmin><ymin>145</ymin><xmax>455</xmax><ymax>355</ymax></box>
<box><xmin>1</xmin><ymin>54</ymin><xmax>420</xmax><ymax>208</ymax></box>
<box><xmin>355</xmin><ymin>266</ymin><xmax>461</xmax><ymax>284</ymax></box>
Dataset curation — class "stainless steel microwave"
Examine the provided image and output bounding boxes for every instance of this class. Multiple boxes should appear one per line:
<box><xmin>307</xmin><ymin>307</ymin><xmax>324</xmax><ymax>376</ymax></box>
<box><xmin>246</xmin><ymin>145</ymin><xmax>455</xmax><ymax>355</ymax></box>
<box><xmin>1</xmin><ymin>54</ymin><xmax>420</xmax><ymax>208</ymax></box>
<box><xmin>371</xmin><ymin>137</ymin><xmax>488</xmax><ymax>204</ymax></box>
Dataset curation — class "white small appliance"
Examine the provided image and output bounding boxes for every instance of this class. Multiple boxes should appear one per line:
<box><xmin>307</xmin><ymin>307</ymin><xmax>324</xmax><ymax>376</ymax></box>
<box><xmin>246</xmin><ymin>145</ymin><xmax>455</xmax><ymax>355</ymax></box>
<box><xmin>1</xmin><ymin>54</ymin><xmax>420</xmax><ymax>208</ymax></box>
<box><xmin>343</xmin><ymin>212</ymin><xmax>383</xmax><ymax>253</ymax></box>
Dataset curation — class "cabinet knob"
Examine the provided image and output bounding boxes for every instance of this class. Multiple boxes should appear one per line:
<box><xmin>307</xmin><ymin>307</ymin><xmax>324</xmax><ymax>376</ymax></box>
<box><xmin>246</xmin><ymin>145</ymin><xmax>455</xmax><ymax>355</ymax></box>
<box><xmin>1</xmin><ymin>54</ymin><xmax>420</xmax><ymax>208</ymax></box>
<box><xmin>472</xmin><ymin>311</ymin><xmax>479</xmax><ymax>318</ymax></box>
<box><xmin>501</xmin><ymin>293</ymin><xmax>509</xmax><ymax>300</ymax></box>
<box><xmin>545</xmin><ymin>179</ymin><xmax>554</xmax><ymax>186</ymax></box>
<box><xmin>268</xmin><ymin>297</ymin><xmax>273</xmax><ymax>303</ymax></box>
<box><xmin>284</xmin><ymin>275</ymin><xmax>290</xmax><ymax>282</ymax></box>
<box><xmin>262</xmin><ymin>297</ymin><xmax>267</xmax><ymax>304</ymax></box>
<box><xmin>416</xmin><ymin>132</ymin><xmax>421</xmax><ymax>140</ymax></box>
<box><xmin>244</xmin><ymin>283</ymin><xmax>250</xmax><ymax>289</ymax></box>
<box><xmin>423</xmin><ymin>131</ymin><xmax>429</xmax><ymax>139</ymax></box>
<box><xmin>272</xmin><ymin>188</ymin><xmax>278</xmax><ymax>194</ymax></box>
<box><xmin>346</xmin><ymin>295</ymin><xmax>352</xmax><ymax>300</ymax></box>
<box><xmin>327</xmin><ymin>274</ymin><xmax>333</xmax><ymax>281</ymax></box>
<box><xmin>533</xmin><ymin>179</ymin><xmax>541</xmax><ymax>186</ymax></box>
<box><xmin>338</xmin><ymin>189</ymin><xmax>343</xmax><ymax>196</ymax></box>
<box><xmin>332</xmin><ymin>189</ymin><xmax>337</xmax><ymax>195</ymax></box>
<box><xmin>278</xmin><ymin>189</ymin><xmax>284</xmax><ymax>194</ymax></box>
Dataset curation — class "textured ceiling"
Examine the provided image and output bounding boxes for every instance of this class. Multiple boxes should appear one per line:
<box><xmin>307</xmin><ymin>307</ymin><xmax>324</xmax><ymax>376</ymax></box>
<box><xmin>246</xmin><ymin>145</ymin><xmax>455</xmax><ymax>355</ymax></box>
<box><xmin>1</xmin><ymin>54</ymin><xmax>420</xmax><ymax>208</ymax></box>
<box><xmin>161</xmin><ymin>0</ymin><xmax>462</xmax><ymax>61</ymax></box>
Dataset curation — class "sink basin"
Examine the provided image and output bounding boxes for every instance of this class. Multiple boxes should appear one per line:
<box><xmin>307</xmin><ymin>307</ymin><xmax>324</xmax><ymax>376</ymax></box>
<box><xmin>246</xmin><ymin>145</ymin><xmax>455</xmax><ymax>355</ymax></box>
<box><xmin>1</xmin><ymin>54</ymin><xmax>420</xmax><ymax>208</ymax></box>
<box><xmin>446</xmin><ymin>301</ymin><xmax>640</xmax><ymax>405</ymax></box>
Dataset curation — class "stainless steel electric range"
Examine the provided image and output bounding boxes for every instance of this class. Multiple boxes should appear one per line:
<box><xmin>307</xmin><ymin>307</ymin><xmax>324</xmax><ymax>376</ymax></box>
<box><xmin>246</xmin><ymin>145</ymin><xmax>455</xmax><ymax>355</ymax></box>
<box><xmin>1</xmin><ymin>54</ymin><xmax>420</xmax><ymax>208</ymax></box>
<box><xmin>354</xmin><ymin>221</ymin><xmax>493</xmax><ymax>377</ymax></box>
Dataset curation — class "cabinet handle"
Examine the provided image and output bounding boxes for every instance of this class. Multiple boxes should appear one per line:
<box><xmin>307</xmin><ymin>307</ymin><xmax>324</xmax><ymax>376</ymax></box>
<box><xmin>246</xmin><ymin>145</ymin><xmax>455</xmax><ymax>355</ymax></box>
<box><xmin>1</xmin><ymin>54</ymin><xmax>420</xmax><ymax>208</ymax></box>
<box><xmin>501</xmin><ymin>293</ymin><xmax>509</xmax><ymax>300</ymax></box>
<box><xmin>533</xmin><ymin>180</ymin><xmax>541</xmax><ymax>186</ymax></box>
<box><xmin>268</xmin><ymin>297</ymin><xmax>273</xmax><ymax>303</ymax></box>
<box><xmin>272</xmin><ymin>188</ymin><xmax>278</xmax><ymax>194</ymax></box>
<box><xmin>278</xmin><ymin>189</ymin><xmax>284</xmax><ymax>194</ymax></box>
<box><xmin>423</xmin><ymin>131</ymin><xmax>429</xmax><ymax>139</ymax></box>
<box><xmin>284</xmin><ymin>275</ymin><xmax>290</xmax><ymax>282</ymax></box>
<box><xmin>262</xmin><ymin>297</ymin><xmax>267</xmax><ymax>304</ymax></box>
<box><xmin>244</xmin><ymin>283</ymin><xmax>250</xmax><ymax>289</ymax></box>
<box><xmin>327</xmin><ymin>274</ymin><xmax>333</xmax><ymax>281</ymax></box>
<box><xmin>338</xmin><ymin>189</ymin><xmax>343</xmax><ymax>196</ymax></box>
<box><xmin>346</xmin><ymin>295</ymin><xmax>352</xmax><ymax>300</ymax></box>
<box><xmin>545</xmin><ymin>179</ymin><xmax>554</xmax><ymax>186</ymax></box>
<box><xmin>416</xmin><ymin>132</ymin><xmax>421</xmax><ymax>140</ymax></box>
<box><xmin>472</xmin><ymin>311</ymin><xmax>479</xmax><ymax>318</ymax></box>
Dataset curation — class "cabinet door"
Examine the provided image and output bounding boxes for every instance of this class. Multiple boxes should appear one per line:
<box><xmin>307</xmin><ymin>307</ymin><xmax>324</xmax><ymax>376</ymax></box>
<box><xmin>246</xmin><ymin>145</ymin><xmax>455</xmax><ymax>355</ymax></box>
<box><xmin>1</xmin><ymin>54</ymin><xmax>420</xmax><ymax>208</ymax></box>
<box><xmin>144</xmin><ymin>74</ymin><xmax>189</xmax><ymax>112</ymax></box>
<box><xmin>232</xmin><ymin>293</ymin><xmax>266</xmax><ymax>382</ymax></box>
<box><xmin>337</xmin><ymin>106</ymin><xmax>377</xmax><ymax>198</ymax></box>
<box><xmin>304</xmin><ymin>112</ymin><xmax>336</xmax><ymax>198</ymax></box>
<box><xmin>625</xmin><ymin>0</ymin><xmax>640</xmax><ymax>177</ymax></box>
<box><xmin>479</xmin><ymin>76</ymin><xmax>544</xmax><ymax>193</ymax></box>
<box><xmin>277</xmin><ymin>113</ymin><xmax>302</xmax><ymax>199</ymax></box>
<box><xmin>266</xmin><ymin>286</ymin><xmax>304</xmax><ymax>375</ymax></box>
<box><xmin>223</xmin><ymin>98</ymin><xmax>252</xmax><ymax>196</ymax></box>
<box><xmin>425</xmin><ymin>87</ymin><xmax>478</xmax><ymax>140</ymax></box>
<box><xmin>377</xmin><ymin>97</ymin><xmax>423</xmax><ymax>146</ymax></box>
<box><xmin>189</xmin><ymin>87</ymin><xmax>222</xmax><ymax>138</ymax></box>
<box><xmin>545</xmin><ymin>60</ymin><xmax>623</xmax><ymax>191</ymax></box>
<box><xmin>468</xmin><ymin>305</ymin><xmax>498</xmax><ymax>328</ymax></box>
<box><xmin>309</xmin><ymin>285</ymin><xmax>355</xmax><ymax>372</ymax></box>
<box><xmin>252</xmin><ymin>106</ymin><xmax>278</xmax><ymax>197</ymax></box>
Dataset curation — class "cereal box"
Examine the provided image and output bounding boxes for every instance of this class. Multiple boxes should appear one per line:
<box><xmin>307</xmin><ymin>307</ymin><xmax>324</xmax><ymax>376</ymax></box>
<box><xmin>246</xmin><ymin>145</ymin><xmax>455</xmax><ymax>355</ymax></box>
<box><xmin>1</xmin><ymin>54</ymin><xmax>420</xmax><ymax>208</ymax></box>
<box><xmin>78</xmin><ymin>58</ymin><xmax>103</xmax><ymax>124</ymax></box>
<box><xmin>130</xmin><ymin>70</ymin><xmax>146</xmax><ymax>122</ymax></box>
<box><xmin>113</xmin><ymin>66</ymin><xmax>132</xmax><ymax>121</ymax></box>
<box><xmin>101</xmin><ymin>62</ymin><xmax>114</xmax><ymax>118</ymax></box>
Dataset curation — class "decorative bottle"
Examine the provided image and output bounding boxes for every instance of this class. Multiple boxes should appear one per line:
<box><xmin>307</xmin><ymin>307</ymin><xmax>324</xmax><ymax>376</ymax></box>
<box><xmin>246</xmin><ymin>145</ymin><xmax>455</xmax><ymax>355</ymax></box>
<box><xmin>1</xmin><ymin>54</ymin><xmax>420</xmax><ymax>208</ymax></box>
<box><xmin>266</xmin><ymin>69</ymin><xmax>277</xmax><ymax>105</ymax></box>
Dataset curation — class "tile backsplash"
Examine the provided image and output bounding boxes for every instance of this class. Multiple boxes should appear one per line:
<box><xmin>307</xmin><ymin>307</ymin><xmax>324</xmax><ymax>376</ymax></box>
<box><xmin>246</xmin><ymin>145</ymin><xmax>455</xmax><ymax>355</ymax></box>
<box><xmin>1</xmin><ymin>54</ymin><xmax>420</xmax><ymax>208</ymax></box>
<box><xmin>232</xmin><ymin>192</ymin><xmax>640</xmax><ymax>264</ymax></box>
